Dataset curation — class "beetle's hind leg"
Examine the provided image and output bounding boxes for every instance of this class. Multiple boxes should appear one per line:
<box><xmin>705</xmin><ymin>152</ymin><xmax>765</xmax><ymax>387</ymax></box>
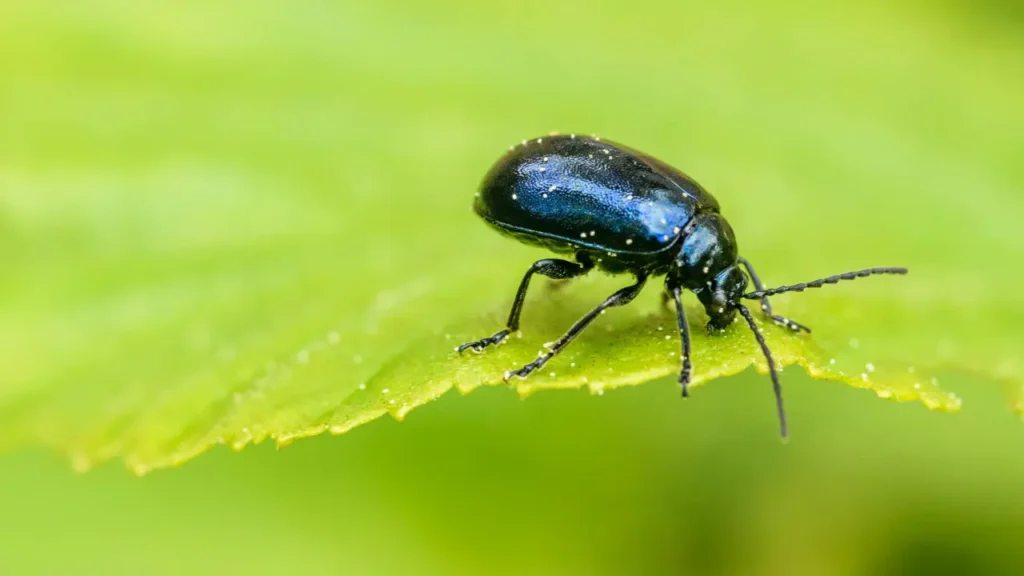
<box><xmin>504</xmin><ymin>273</ymin><xmax>648</xmax><ymax>380</ymax></box>
<box><xmin>737</xmin><ymin>257</ymin><xmax>811</xmax><ymax>333</ymax></box>
<box><xmin>458</xmin><ymin>254</ymin><xmax>595</xmax><ymax>354</ymax></box>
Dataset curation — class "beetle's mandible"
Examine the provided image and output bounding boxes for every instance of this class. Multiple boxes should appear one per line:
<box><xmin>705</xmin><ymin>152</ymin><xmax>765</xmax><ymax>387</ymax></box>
<box><xmin>459</xmin><ymin>134</ymin><xmax>907</xmax><ymax>437</ymax></box>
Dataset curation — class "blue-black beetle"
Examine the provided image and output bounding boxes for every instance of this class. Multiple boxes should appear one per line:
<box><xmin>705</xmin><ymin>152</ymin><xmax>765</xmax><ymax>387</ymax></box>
<box><xmin>460</xmin><ymin>134</ymin><xmax>907</xmax><ymax>436</ymax></box>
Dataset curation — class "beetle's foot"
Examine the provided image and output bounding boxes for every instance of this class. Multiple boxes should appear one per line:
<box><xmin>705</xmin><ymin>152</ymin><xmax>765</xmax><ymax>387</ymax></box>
<box><xmin>503</xmin><ymin>355</ymin><xmax>551</xmax><ymax>381</ymax></box>
<box><xmin>457</xmin><ymin>329</ymin><xmax>510</xmax><ymax>354</ymax></box>
<box><xmin>768</xmin><ymin>314</ymin><xmax>811</xmax><ymax>333</ymax></box>
<box><xmin>679</xmin><ymin>359</ymin><xmax>692</xmax><ymax>398</ymax></box>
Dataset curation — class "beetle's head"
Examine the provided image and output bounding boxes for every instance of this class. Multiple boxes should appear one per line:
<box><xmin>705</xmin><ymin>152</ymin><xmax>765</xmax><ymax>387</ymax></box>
<box><xmin>668</xmin><ymin>213</ymin><xmax>746</xmax><ymax>331</ymax></box>
<box><xmin>697</xmin><ymin>265</ymin><xmax>748</xmax><ymax>332</ymax></box>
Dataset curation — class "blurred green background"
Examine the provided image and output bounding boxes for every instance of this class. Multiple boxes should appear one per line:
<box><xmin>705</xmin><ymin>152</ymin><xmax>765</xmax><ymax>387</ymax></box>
<box><xmin>1</xmin><ymin>0</ymin><xmax>1023</xmax><ymax>574</ymax></box>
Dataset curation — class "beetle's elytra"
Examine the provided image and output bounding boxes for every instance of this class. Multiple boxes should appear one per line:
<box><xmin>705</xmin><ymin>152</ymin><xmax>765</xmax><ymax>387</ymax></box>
<box><xmin>460</xmin><ymin>134</ymin><xmax>907</xmax><ymax>437</ymax></box>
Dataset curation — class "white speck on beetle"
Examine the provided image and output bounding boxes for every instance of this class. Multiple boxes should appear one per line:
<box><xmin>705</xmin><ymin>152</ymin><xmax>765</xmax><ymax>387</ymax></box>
<box><xmin>570</xmin><ymin>133</ymin><xmax>576</xmax><ymax>139</ymax></box>
<box><xmin>673</xmin><ymin>227</ymin><xmax>681</xmax><ymax>234</ymax></box>
<box><xmin>570</xmin><ymin>362</ymin><xmax>576</xmax><ymax>367</ymax></box>
<box><xmin>358</xmin><ymin>382</ymin><xmax>366</xmax><ymax>390</ymax></box>
<box><xmin>521</xmin><ymin>139</ymin><xmax>527</xmax><ymax>146</ymax></box>
<box><xmin>536</xmin><ymin>138</ymin><xmax>543</xmax><ymax>144</ymax></box>
<box><xmin>662</xmin><ymin>235</ymin><xmax>670</xmax><ymax>241</ymax></box>
<box><xmin>589</xmin><ymin>230</ymin><xmax>596</xmax><ymax>237</ymax></box>
<box><xmin>580</xmin><ymin>232</ymin><xmax>587</xmax><ymax>239</ymax></box>
<box><xmin>702</xmin><ymin>266</ymin><xmax>709</xmax><ymax>274</ymax></box>
<box><xmin>512</xmin><ymin>194</ymin><xmax>518</xmax><ymax>200</ymax></box>
<box><xmin>539</xmin><ymin>167</ymin><xmax>546</xmax><ymax>172</ymax></box>
<box><xmin>352</xmin><ymin>354</ymin><xmax>363</xmax><ymax>364</ymax></box>
<box><xmin>861</xmin><ymin>373</ymin><xmax>869</xmax><ymax>382</ymax></box>
<box><xmin>626</xmin><ymin>238</ymin><xmax>633</xmax><ymax>245</ymax></box>
<box><xmin>913</xmin><ymin>382</ymin><xmax>921</xmax><ymax>389</ymax></box>
<box><xmin>382</xmin><ymin>388</ymin><xmax>389</xmax><ymax>394</ymax></box>
<box><xmin>297</xmin><ymin>349</ymin><xmax>310</xmax><ymax>364</ymax></box>
<box><xmin>542</xmin><ymin>193</ymin><xmax>548</xmax><ymax>198</ymax></box>
<box><xmin>327</xmin><ymin>331</ymin><xmax>340</xmax><ymax>344</ymax></box>
<box><xmin>665</xmin><ymin>335</ymin><xmax>671</xmax><ymax>340</ymax></box>
<box><xmin>866</xmin><ymin>362</ymin><xmax>876</xmax><ymax>373</ymax></box>
<box><xmin>829</xmin><ymin>358</ymin><xmax>836</xmax><ymax>365</ymax></box>
<box><xmin>548</xmin><ymin>185</ymin><xmax>556</xmax><ymax>192</ymax></box>
<box><xmin>849</xmin><ymin>338</ymin><xmax>860</xmax><ymax>349</ymax></box>
<box><xmin>582</xmin><ymin>376</ymin><xmax>589</xmax><ymax>383</ymax></box>
<box><xmin>543</xmin><ymin>157</ymin><xmax>549</xmax><ymax>162</ymax></box>
<box><xmin>549</xmin><ymin>372</ymin><xmax>556</xmax><ymax>377</ymax></box>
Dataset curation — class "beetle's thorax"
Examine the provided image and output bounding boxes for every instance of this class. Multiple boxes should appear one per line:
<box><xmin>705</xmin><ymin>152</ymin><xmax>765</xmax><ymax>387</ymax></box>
<box><xmin>668</xmin><ymin>212</ymin><xmax>737</xmax><ymax>288</ymax></box>
<box><xmin>667</xmin><ymin>212</ymin><xmax>747</xmax><ymax>328</ymax></box>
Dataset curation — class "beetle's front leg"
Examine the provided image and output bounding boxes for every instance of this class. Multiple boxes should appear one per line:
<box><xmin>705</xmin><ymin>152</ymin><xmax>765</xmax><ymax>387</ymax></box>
<box><xmin>667</xmin><ymin>283</ymin><xmax>694</xmax><ymax>397</ymax></box>
<box><xmin>458</xmin><ymin>254</ymin><xmax>594</xmax><ymax>354</ymax></box>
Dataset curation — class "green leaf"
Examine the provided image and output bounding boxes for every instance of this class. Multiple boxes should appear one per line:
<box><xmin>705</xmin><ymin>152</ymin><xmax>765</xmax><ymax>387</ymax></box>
<box><xmin>0</xmin><ymin>0</ymin><xmax>1020</xmax><ymax>474</ymax></box>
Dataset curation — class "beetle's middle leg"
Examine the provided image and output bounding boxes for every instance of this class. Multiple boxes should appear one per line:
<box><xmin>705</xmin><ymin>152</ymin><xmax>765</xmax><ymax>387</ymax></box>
<box><xmin>737</xmin><ymin>256</ymin><xmax>811</xmax><ymax>333</ymax></box>
<box><xmin>458</xmin><ymin>253</ymin><xmax>595</xmax><ymax>354</ymax></box>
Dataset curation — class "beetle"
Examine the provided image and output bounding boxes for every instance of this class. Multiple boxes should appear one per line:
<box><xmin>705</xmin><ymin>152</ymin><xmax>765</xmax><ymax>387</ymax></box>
<box><xmin>459</xmin><ymin>134</ymin><xmax>907</xmax><ymax>437</ymax></box>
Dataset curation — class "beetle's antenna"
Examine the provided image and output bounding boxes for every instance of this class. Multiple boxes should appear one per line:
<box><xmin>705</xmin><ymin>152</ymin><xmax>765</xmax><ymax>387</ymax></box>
<box><xmin>741</xmin><ymin>267</ymin><xmax>907</xmax><ymax>300</ymax></box>
<box><xmin>735</xmin><ymin>303</ymin><xmax>788</xmax><ymax>438</ymax></box>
